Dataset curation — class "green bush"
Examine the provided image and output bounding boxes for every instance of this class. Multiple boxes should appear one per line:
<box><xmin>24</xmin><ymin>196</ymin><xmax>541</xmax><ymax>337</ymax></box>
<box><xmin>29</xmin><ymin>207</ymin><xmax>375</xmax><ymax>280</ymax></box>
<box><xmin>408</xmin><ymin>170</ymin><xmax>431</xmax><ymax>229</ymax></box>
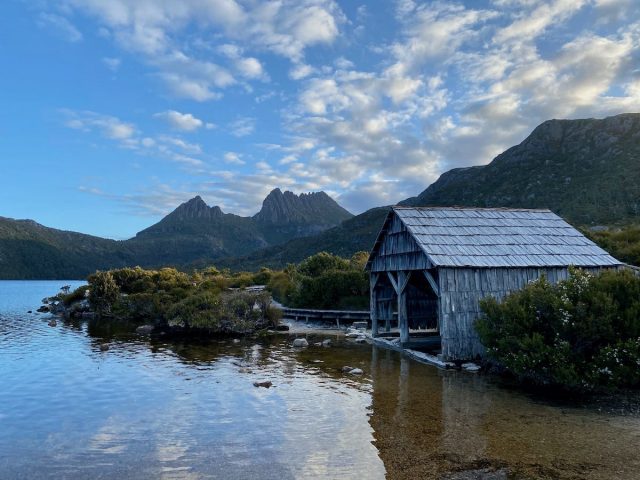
<box><xmin>88</xmin><ymin>271</ymin><xmax>120</xmax><ymax>315</ymax></box>
<box><xmin>476</xmin><ymin>268</ymin><xmax>640</xmax><ymax>390</ymax></box>
<box><xmin>588</xmin><ymin>225</ymin><xmax>640</xmax><ymax>267</ymax></box>
<box><xmin>297</xmin><ymin>252</ymin><xmax>350</xmax><ymax>277</ymax></box>
<box><xmin>61</xmin><ymin>285</ymin><xmax>89</xmax><ymax>306</ymax></box>
<box><xmin>165</xmin><ymin>290</ymin><xmax>271</xmax><ymax>333</ymax></box>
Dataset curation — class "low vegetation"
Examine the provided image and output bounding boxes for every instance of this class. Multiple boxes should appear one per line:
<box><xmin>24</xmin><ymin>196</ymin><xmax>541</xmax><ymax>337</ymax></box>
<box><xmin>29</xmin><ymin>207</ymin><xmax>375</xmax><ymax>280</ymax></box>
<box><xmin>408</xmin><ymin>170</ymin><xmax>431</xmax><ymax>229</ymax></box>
<box><xmin>265</xmin><ymin>251</ymin><xmax>369</xmax><ymax>310</ymax></box>
<box><xmin>587</xmin><ymin>225</ymin><xmax>640</xmax><ymax>267</ymax></box>
<box><xmin>476</xmin><ymin>267</ymin><xmax>640</xmax><ymax>391</ymax></box>
<box><xmin>62</xmin><ymin>251</ymin><xmax>368</xmax><ymax>334</ymax></box>
<box><xmin>75</xmin><ymin>266</ymin><xmax>279</xmax><ymax>334</ymax></box>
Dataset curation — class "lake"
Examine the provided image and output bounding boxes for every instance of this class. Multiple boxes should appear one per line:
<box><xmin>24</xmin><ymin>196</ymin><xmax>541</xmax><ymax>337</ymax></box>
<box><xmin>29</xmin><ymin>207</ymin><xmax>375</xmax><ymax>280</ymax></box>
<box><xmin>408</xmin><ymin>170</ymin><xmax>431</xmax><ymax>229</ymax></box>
<box><xmin>0</xmin><ymin>281</ymin><xmax>639</xmax><ymax>479</ymax></box>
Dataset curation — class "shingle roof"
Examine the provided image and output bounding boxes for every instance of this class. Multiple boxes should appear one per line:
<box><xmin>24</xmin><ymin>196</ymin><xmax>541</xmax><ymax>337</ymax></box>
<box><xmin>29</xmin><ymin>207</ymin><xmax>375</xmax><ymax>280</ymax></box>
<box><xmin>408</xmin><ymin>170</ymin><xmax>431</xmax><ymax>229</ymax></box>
<box><xmin>389</xmin><ymin>207</ymin><xmax>621</xmax><ymax>268</ymax></box>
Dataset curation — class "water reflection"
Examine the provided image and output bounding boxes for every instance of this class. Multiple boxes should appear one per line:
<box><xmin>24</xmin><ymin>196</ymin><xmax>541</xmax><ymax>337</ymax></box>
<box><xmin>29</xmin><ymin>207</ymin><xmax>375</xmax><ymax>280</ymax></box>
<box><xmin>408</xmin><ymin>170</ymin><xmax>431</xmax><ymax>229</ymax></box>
<box><xmin>1</xmin><ymin>281</ymin><xmax>639</xmax><ymax>480</ymax></box>
<box><xmin>368</xmin><ymin>346</ymin><xmax>640</xmax><ymax>480</ymax></box>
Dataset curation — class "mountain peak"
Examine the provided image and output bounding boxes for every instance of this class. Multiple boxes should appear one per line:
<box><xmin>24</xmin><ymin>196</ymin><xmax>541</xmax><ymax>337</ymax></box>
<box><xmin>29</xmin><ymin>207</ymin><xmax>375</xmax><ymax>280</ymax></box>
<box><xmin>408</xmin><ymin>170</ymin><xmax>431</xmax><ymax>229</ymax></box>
<box><xmin>254</xmin><ymin>189</ymin><xmax>352</xmax><ymax>226</ymax></box>
<box><xmin>170</xmin><ymin>196</ymin><xmax>223</xmax><ymax>220</ymax></box>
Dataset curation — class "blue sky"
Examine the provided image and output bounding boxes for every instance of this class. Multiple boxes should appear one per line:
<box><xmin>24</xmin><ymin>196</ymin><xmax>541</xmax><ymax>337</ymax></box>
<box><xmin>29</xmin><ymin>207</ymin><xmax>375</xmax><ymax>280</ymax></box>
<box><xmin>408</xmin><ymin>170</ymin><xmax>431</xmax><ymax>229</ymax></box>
<box><xmin>1</xmin><ymin>0</ymin><xmax>639</xmax><ymax>239</ymax></box>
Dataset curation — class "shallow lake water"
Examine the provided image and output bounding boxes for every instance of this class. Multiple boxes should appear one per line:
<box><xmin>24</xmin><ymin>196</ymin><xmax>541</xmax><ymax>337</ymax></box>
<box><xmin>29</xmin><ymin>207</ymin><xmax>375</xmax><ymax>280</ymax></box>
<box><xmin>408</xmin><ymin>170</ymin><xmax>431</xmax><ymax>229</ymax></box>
<box><xmin>1</xmin><ymin>281</ymin><xmax>639</xmax><ymax>479</ymax></box>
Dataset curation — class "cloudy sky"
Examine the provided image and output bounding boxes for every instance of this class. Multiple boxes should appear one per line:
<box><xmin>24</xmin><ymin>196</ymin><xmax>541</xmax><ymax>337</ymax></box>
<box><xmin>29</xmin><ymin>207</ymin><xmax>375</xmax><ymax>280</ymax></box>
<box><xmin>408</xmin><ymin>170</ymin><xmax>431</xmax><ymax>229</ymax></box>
<box><xmin>2</xmin><ymin>0</ymin><xmax>639</xmax><ymax>238</ymax></box>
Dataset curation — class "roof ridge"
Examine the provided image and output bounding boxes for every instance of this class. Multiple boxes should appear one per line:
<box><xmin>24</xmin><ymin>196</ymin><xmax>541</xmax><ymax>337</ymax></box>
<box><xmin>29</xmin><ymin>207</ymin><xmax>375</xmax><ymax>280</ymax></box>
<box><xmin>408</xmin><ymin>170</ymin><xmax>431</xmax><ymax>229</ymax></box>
<box><xmin>392</xmin><ymin>205</ymin><xmax>553</xmax><ymax>212</ymax></box>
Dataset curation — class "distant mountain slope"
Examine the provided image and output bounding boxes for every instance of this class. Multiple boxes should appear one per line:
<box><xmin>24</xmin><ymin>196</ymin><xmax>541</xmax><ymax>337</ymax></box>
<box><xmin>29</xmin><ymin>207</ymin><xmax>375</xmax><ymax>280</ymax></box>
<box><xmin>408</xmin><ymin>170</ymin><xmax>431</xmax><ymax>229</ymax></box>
<box><xmin>0</xmin><ymin>217</ymin><xmax>132</xmax><ymax>279</ymax></box>
<box><xmin>404</xmin><ymin>113</ymin><xmax>640</xmax><ymax>225</ymax></box>
<box><xmin>0</xmin><ymin>189</ymin><xmax>353</xmax><ymax>278</ymax></box>
<box><xmin>130</xmin><ymin>196</ymin><xmax>267</xmax><ymax>267</ymax></box>
<box><xmin>218</xmin><ymin>207</ymin><xmax>389</xmax><ymax>271</ymax></box>
<box><xmin>128</xmin><ymin>189</ymin><xmax>353</xmax><ymax>268</ymax></box>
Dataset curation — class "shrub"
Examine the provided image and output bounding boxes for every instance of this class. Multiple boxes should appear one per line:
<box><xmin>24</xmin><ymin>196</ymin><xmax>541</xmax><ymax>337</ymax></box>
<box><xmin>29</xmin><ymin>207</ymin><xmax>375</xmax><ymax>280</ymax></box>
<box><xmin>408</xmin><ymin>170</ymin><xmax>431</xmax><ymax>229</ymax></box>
<box><xmin>88</xmin><ymin>271</ymin><xmax>120</xmax><ymax>315</ymax></box>
<box><xmin>476</xmin><ymin>268</ymin><xmax>640</xmax><ymax>390</ymax></box>
<box><xmin>297</xmin><ymin>252</ymin><xmax>350</xmax><ymax>277</ymax></box>
<box><xmin>61</xmin><ymin>285</ymin><xmax>89</xmax><ymax>306</ymax></box>
<box><xmin>165</xmin><ymin>290</ymin><xmax>271</xmax><ymax>333</ymax></box>
<box><xmin>267</xmin><ymin>269</ymin><xmax>297</xmax><ymax>304</ymax></box>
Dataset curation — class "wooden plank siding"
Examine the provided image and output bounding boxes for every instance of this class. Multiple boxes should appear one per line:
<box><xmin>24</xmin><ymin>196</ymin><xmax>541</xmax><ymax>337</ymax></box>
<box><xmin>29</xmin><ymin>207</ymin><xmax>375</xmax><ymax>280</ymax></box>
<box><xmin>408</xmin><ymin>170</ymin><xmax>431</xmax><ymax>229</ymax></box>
<box><xmin>370</xmin><ymin>218</ymin><xmax>431</xmax><ymax>273</ymax></box>
<box><xmin>438</xmin><ymin>266</ymin><xmax>604</xmax><ymax>360</ymax></box>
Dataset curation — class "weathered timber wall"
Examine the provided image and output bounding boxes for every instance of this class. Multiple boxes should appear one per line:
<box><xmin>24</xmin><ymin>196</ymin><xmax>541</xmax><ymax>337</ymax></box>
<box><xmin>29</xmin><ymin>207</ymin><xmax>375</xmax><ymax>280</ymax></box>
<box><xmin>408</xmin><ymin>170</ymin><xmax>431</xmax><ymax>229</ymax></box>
<box><xmin>438</xmin><ymin>266</ymin><xmax>608</xmax><ymax>360</ymax></box>
<box><xmin>370</xmin><ymin>215</ymin><xmax>431</xmax><ymax>272</ymax></box>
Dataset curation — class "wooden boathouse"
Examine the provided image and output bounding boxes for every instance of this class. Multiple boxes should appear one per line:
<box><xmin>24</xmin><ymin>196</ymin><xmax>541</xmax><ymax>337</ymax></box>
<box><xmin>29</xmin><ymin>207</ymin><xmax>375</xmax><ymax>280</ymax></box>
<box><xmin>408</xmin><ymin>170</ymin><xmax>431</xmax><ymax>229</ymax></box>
<box><xmin>365</xmin><ymin>207</ymin><xmax>622</xmax><ymax>360</ymax></box>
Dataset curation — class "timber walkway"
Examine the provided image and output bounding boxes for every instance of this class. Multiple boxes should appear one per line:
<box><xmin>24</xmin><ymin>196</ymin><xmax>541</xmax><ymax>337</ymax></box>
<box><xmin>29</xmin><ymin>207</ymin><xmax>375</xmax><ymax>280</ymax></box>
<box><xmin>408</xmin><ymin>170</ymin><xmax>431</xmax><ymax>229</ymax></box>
<box><xmin>280</xmin><ymin>307</ymin><xmax>371</xmax><ymax>327</ymax></box>
<box><xmin>279</xmin><ymin>306</ymin><xmax>402</xmax><ymax>329</ymax></box>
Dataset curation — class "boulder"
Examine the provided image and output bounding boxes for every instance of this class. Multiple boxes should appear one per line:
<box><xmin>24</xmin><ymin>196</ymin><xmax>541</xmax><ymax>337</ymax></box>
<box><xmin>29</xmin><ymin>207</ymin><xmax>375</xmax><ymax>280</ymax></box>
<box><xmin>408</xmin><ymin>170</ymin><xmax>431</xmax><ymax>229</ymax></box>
<box><xmin>99</xmin><ymin>343</ymin><xmax>110</xmax><ymax>352</ymax></box>
<box><xmin>341</xmin><ymin>366</ymin><xmax>355</xmax><ymax>373</ymax></box>
<box><xmin>292</xmin><ymin>338</ymin><xmax>309</xmax><ymax>348</ymax></box>
<box><xmin>348</xmin><ymin>368</ymin><xmax>364</xmax><ymax>375</ymax></box>
<box><xmin>47</xmin><ymin>319</ymin><xmax>57</xmax><ymax>327</ymax></box>
<box><xmin>345</xmin><ymin>332</ymin><xmax>361</xmax><ymax>338</ymax></box>
<box><xmin>274</xmin><ymin>325</ymin><xmax>290</xmax><ymax>331</ymax></box>
<box><xmin>354</xmin><ymin>337</ymin><xmax>367</xmax><ymax>344</ymax></box>
<box><xmin>322</xmin><ymin>339</ymin><xmax>332</xmax><ymax>347</ymax></box>
<box><xmin>37</xmin><ymin>306</ymin><xmax>50</xmax><ymax>313</ymax></box>
<box><xmin>352</xmin><ymin>321</ymin><xmax>368</xmax><ymax>330</ymax></box>
<box><xmin>253</xmin><ymin>380</ymin><xmax>273</xmax><ymax>388</ymax></box>
<box><xmin>136</xmin><ymin>324</ymin><xmax>154</xmax><ymax>335</ymax></box>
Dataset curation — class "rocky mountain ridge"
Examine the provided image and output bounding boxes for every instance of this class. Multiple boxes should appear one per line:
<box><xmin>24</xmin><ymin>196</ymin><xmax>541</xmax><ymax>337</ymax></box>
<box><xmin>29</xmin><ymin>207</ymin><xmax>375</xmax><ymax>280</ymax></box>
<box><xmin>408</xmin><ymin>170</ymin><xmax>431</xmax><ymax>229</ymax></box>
<box><xmin>0</xmin><ymin>189</ymin><xmax>353</xmax><ymax>278</ymax></box>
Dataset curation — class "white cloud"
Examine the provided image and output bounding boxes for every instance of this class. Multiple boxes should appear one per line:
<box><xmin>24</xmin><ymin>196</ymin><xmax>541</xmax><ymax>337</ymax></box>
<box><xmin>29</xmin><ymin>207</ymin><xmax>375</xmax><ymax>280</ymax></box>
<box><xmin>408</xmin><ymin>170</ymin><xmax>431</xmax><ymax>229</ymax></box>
<box><xmin>289</xmin><ymin>63</ymin><xmax>316</xmax><ymax>80</ymax></box>
<box><xmin>38</xmin><ymin>12</ymin><xmax>83</xmax><ymax>42</ymax></box>
<box><xmin>154</xmin><ymin>110</ymin><xmax>204</xmax><ymax>131</ymax></box>
<box><xmin>63</xmin><ymin>110</ymin><xmax>135</xmax><ymax>140</ymax></box>
<box><xmin>59</xmin><ymin>0</ymin><xmax>345</xmax><ymax>100</ymax></box>
<box><xmin>236</xmin><ymin>57</ymin><xmax>264</xmax><ymax>79</ymax></box>
<box><xmin>102</xmin><ymin>57</ymin><xmax>121</xmax><ymax>71</ymax></box>
<box><xmin>494</xmin><ymin>0</ymin><xmax>588</xmax><ymax>45</ymax></box>
<box><xmin>229</xmin><ymin>117</ymin><xmax>256</xmax><ymax>137</ymax></box>
<box><xmin>61</xmin><ymin>109</ymin><xmax>207</xmax><ymax>169</ymax></box>
<box><xmin>224</xmin><ymin>152</ymin><xmax>245</xmax><ymax>165</ymax></box>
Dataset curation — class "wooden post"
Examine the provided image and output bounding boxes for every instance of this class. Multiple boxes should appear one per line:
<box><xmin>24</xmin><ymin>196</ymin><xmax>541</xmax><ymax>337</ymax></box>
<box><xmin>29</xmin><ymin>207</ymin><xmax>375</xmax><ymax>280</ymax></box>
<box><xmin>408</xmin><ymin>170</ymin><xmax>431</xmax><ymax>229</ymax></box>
<box><xmin>384</xmin><ymin>300</ymin><xmax>392</xmax><ymax>332</ymax></box>
<box><xmin>397</xmin><ymin>271</ymin><xmax>410</xmax><ymax>344</ymax></box>
<box><xmin>370</xmin><ymin>273</ymin><xmax>379</xmax><ymax>337</ymax></box>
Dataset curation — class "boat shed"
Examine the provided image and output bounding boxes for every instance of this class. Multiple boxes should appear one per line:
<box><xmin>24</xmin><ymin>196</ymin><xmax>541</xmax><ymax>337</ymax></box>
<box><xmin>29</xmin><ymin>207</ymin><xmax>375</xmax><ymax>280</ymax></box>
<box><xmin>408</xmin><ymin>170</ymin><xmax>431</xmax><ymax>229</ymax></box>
<box><xmin>365</xmin><ymin>206</ymin><xmax>622</xmax><ymax>360</ymax></box>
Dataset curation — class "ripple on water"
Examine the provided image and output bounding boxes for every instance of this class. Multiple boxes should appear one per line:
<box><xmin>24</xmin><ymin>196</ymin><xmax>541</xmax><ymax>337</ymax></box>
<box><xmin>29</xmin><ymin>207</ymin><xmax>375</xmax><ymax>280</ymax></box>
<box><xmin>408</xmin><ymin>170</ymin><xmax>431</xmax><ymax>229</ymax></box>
<box><xmin>2</xmin><ymin>281</ymin><xmax>640</xmax><ymax>480</ymax></box>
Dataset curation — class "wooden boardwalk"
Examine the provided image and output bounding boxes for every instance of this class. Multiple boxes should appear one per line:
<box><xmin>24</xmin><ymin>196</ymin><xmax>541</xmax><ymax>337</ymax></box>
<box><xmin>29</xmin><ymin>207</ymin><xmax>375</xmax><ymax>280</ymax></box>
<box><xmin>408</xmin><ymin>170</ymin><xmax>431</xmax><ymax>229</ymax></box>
<box><xmin>280</xmin><ymin>307</ymin><xmax>370</xmax><ymax>327</ymax></box>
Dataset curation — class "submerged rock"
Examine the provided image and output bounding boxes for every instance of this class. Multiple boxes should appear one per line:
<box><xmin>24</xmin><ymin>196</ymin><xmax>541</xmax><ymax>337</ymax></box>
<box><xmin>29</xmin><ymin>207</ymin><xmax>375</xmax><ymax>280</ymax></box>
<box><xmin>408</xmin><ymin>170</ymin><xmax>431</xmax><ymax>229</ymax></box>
<box><xmin>354</xmin><ymin>337</ymin><xmax>367</xmax><ymax>344</ymax></box>
<box><xmin>322</xmin><ymin>339</ymin><xmax>332</xmax><ymax>347</ymax></box>
<box><xmin>99</xmin><ymin>343</ymin><xmax>110</xmax><ymax>352</ymax></box>
<box><xmin>442</xmin><ymin>468</ymin><xmax>508</xmax><ymax>480</ymax></box>
<box><xmin>462</xmin><ymin>362</ymin><xmax>481</xmax><ymax>373</ymax></box>
<box><xmin>292</xmin><ymin>338</ymin><xmax>309</xmax><ymax>348</ymax></box>
<box><xmin>47</xmin><ymin>319</ymin><xmax>57</xmax><ymax>327</ymax></box>
<box><xmin>342</xmin><ymin>366</ymin><xmax>363</xmax><ymax>375</ymax></box>
<box><xmin>136</xmin><ymin>324</ymin><xmax>154</xmax><ymax>335</ymax></box>
<box><xmin>253</xmin><ymin>380</ymin><xmax>273</xmax><ymax>388</ymax></box>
